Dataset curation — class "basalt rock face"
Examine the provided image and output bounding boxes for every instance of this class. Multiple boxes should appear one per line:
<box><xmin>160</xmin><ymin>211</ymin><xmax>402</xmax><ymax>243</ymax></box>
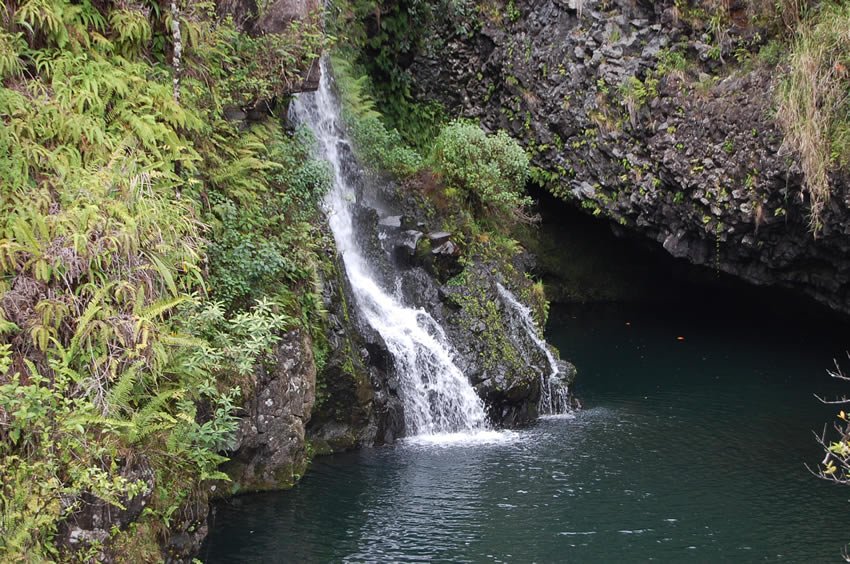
<box><xmin>393</xmin><ymin>0</ymin><xmax>850</xmax><ymax>314</ymax></box>
<box><xmin>163</xmin><ymin>331</ymin><xmax>320</xmax><ymax>562</ymax></box>
<box><xmin>384</xmin><ymin>214</ymin><xmax>575</xmax><ymax>427</ymax></box>
<box><xmin>222</xmin><ymin>329</ymin><xmax>317</xmax><ymax>492</ymax></box>
<box><xmin>307</xmin><ymin>239</ymin><xmax>406</xmax><ymax>453</ymax></box>
<box><xmin>56</xmin><ymin>459</ymin><xmax>156</xmax><ymax>560</ymax></box>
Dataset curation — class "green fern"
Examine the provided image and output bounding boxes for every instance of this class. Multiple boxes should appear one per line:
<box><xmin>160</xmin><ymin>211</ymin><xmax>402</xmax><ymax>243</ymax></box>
<box><xmin>109</xmin><ymin>8</ymin><xmax>152</xmax><ymax>57</ymax></box>
<box><xmin>0</xmin><ymin>1</ymin><xmax>330</xmax><ymax>558</ymax></box>
<box><xmin>0</xmin><ymin>31</ymin><xmax>25</xmax><ymax>78</ymax></box>
<box><xmin>15</xmin><ymin>0</ymin><xmax>69</xmax><ymax>48</ymax></box>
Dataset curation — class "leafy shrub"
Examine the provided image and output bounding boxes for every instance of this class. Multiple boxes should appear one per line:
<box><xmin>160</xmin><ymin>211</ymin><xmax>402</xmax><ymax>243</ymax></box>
<box><xmin>205</xmin><ymin>125</ymin><xmax>331</xmax><ymax>311</ymax></box>
<box><xmin>429</xmin><ymin>120</ymin><xmax>531</xmax><ymax>221</ymax></box>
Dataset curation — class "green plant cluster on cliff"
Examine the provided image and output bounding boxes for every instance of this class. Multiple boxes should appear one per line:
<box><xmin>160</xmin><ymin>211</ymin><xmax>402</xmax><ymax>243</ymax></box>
<box><xmin>430</xmin><ymin>120</ymin><xmax>531</xmax><ymax>222</ymax></box>
<box><xmin>0</xmin><ymin>0</ymin><xmax>327</xmax><ymax>559</ymax></box>
<box><xmin>777</xmin><ymin>2</ymin><xmax>850</xmax><ymax>234</ymax></box>
<box><xmin>328</xmin><ymin>0</ymin><xmax>473</xmax><ymax>148</ymax></box>
<box><xmin>331</xmin><ymin>52</ymin><xmax>533</xmax><ymax>244</ymax></box>
<box><xmin>331</xmin><ymin>55</ymin><xmax>423</xmax><ymax>176</ymax></box>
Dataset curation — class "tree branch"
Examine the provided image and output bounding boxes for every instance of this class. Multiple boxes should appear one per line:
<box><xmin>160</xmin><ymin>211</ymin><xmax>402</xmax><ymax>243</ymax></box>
<box><xmin>171</xmin><ymin>1</ymin><xmax>182</xmax><ymax>102</ymax></box>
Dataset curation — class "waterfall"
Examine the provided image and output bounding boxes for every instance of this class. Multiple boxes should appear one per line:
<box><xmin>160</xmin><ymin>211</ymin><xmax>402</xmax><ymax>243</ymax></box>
<box><xmin>495</xmin><ymin>283</ymin><xmax>570</xmax><ymax>415</ymax></box>
<box><xmin>292</xmin><ymin>59</ymin><xmax>488</xmax><ymax>437</ymax></box>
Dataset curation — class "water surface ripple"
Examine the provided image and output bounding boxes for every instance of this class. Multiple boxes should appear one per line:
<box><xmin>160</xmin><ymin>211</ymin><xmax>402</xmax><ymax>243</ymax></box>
<box><xmin>205</xmin><ymin>303</ymin><xmax>850</xmax><ymax>562</ymax></box>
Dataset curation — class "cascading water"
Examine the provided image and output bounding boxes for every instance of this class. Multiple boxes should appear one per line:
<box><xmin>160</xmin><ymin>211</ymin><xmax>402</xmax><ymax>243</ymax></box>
<box><xmin>292</xmin><ymin>59</ymin><xmax>488</xmax><ymax>437</ymax></box>
<box><xmin>496</xmin><ymin>283</ymin><xmax>571</xmax><ymax>415</ymax></box>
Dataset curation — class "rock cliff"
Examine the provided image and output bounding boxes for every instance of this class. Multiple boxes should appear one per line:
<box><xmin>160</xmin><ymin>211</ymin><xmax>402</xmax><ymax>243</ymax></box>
<box><xmin>222</xmin><ymin>329</ymin><xmax>317</xmax><ymax>492</ymax></box>
<box><xmin>384</xmin><ymin>0</ymin><xmax>850</xmax><ymax>313</ymax></box>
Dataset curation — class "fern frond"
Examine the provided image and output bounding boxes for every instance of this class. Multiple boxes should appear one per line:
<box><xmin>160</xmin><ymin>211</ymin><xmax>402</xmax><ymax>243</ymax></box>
<box><xmin>0</xmin><ymin>31</ymin><xmax>25</xmax><ymax>79</ymax></box>
<box><xmin>105</xmin><ymin>364</ymin><xmax>140</xmax><ymax>416</ymax></box>
<box><xmin>142</xmin><ymin>296</ymin><xmax>192</xmax><ymax>321</ymax></box>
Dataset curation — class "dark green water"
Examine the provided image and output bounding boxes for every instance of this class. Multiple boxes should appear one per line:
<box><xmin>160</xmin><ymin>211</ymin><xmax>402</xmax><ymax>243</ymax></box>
<box><xmin>204</xmin><ymin>299</ymin><xmax>850</xmax><ymax>562</ymax></box>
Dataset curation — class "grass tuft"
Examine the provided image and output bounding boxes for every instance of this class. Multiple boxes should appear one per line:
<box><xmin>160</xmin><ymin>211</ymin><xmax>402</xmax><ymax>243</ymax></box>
<box><xmin>777</xmin><ymin>3</ymin><xmax>850</xmax><ymax>234</ymax></box>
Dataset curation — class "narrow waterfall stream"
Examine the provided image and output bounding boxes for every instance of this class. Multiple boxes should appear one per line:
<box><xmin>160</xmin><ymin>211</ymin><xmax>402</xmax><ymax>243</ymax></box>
<box><xmin>496</xmin><ymin>283</ymin><xmax>570</xmax><ymax>415</ymax></box>
<box><xmin>292</xmin><ymin>60</ymin><xmax>488</xmax><ymax>438</ymax></box>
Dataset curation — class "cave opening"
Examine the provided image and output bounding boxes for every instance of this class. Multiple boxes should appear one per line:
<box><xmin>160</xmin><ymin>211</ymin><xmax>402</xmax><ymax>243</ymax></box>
<box><xmin>524</xmin><ymin>183</ymin><xmax>850</xmax><ymax>342</ymax></box>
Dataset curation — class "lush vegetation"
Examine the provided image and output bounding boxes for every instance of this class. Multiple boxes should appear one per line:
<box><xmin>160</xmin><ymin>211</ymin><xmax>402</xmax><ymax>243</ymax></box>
<box><xmin>430</xmin><ymin>121</ymin><xmax>530</xmax><ymax>221</ymax></box>
<box><xmin>778</xmin><ymin>1</ymin><xmax>850</xmax><ymax>234</ymax></box>
<box><xmin>0</xmin><ymin>0</ymin><xmax>327</xmax><ymax>559</ymax></box>
<box><xmin>330</xmin><ymin>52</ymin><xmax>531</xmax><ymax>228</ymax></box>
<box><xmin>328</xmin><ymin>0</ymin><xmax>474</xmax><ymax>148</ymax></box>
<box><xmin>331</xmin><ymin>55</ymin><xmax>423</xmax><ymax>177</ymax></box>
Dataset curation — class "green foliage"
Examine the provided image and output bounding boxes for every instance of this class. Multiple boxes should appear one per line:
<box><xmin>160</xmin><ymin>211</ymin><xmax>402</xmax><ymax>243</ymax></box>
<box><xmin>205</xmin><ymin>124</ymin><xmax>331</xmax><ymax>311</ymax></box>
<box><xmin>210</xmin><ymin>17</ymin><xmax>328</xmax><ymax>109</ymax></box>
<box><xmin>0</xmin><ymin>367</ymin><xmax>148</xmax><ymax>557</ymax></box>
<box><xmin>182</xmin><ymin>298</ymin><xmax>292</xmax><ymax>380</ymax></box>
<box><xmin>777</xmin><ymin>2</ymin><xmax>850</xmax><ymax>234</ymax></box>
<box><xmin>429</xmin><ymin>120</ymin><xmax>531</xmax><ymax>221</ymax></box>
<box><xmin>329</xmin><ymin>0</ymin><xmax>467</xmax><ymax>147</ymax></box>
<box><xmin>0</xmin><ymin>30</ymin><xmax>24</xmax><ymax>78</ymax></box>
<box><xmin>617</xmin><ymin>75</ymin><xmax>658</xmax><ymax>127</ymax></box>
<box><xmin>656</xmin><ymin>48</ymin><xmax>689</xmax><ymax>77</ymax></box>
<box><xmin>506</xmin><ymin>0</ymin><xmax>520</xmax><ymax>23</ymax></box>
<box><xmin>331</xmin><ymin>56</ymin><xmax>424</xmax><ymax>176</ymax></box>
<box><xmin>109</xmin><ymin>8</ymin><xmax>153</xmax><ymax>57</ymax></box>
<box><xmin>0</xmin><ymin>0</ymin><xmax>329</xmax><ymax>559</ymax></box>
<box><xmin>757</xmin><ymin>39</ymin><xmax>785</xmax><ymax>66</ymax></box>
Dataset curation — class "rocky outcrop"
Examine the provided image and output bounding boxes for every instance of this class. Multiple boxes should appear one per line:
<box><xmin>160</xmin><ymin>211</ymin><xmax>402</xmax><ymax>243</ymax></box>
<box><xmin>255</xmin><ymin>0</ymin><xmax>322</xmax><ymax>91</ymax></box>
<box><xmin>222</xmin><ymin>329</ymin><xmax>316</xmax><ymax>492</ymax></box>
<box><xmin>436</xmin><ymin>260</ymin><xmax>572</xmax><ymax>426</ymax></box>
<box><xmin>389</xmin><ymin>0</ymin><xmax>850</xmax><ymax>314</ymax></box>
<box><xmin>348</xmin><ymin>165</ymin><xmax>577</xmax><ymax>426</ymax></box>
<box><xmin>159</xmin><ymin>330</ymin><xmax>320</xmax><ymax>562</ymax></box>
<box><xmin>217</xmin><ymin>0</ymin><xmax>320</xmax><ymax>34</ymax></box>
<box><xmin>56</xmin><ymin>459</ymin><xmax>155</xmax><ymax>560</ymax></box>
<box><xmin>308</xmin><ymin>241</ymin><xmax>406</xmax><ymax>453</ymax></box>
<box><xmin>302</xmin><ymin>128</ymin><xmax>572</xmax><ymax>435</ymax></box>
<box><xmin>256</xmin><ymin>0</ymin><xmax>320</xmax><ymax>33</ymax></box>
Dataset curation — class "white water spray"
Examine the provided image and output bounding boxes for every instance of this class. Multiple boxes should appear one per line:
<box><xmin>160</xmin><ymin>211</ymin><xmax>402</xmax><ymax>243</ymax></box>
<box><xmin>293</xmin><ymin>60</ymin><xmax>488</xmax><ymax>437</ymax></box>
<box><xmin>496</xmin><ymin>283</ymin><xmax>570</xmax><ymax>415</ymax></box>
